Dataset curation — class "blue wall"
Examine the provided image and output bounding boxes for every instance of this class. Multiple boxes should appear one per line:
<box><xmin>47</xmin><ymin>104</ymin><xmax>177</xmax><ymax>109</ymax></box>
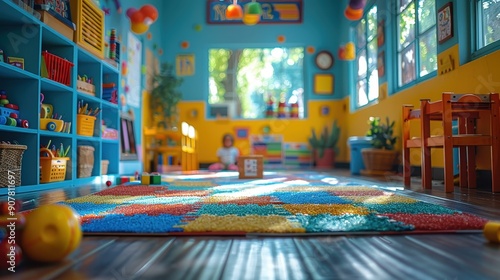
<box><xmin>103</xmin><ymin>0</ymin><xmax>165</xmax><ymax>174</ymax></box>
<box><xmin>160</xmin><ymin>0</ymin><xmax>347</xmax><ymax>102</ymax></box>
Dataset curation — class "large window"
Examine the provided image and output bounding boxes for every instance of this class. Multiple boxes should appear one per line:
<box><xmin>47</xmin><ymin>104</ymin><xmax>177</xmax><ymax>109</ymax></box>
<box><xmin>208</xmin><ymin>47</ymin><xmax>304</xmax><ymax>119</ymax></box>
<box><xmin>476</xmin><ymin>0</ymin><xmax>500</xmax><ymax>49</ymax></box>
<box><xmin>356</xmin><ymin>5</ymin><xmax>378</xmax><ymax>107</ymax></box>
<box><xmin>397</xmin><ymin>0</ymin><xmax>437</xmax><ymax>87</ymax></box>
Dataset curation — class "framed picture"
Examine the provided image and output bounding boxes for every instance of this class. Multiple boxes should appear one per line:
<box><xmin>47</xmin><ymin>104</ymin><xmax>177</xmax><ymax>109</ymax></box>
<box><xmin>438</xmin><ymin>2</ymin><xmax>453</xmax><ymax>44</ymax></box>
<box><xmin>234</xmin><ymin>127</ymin><xmax>249</xmax><ymax>140</ymax></box>
<box><xmin>313</xmin><ymin>74</ymin><xmax>334</xmax><ymax>95</ymax></box>
<box><xmin>377</xmin><ymin>51</ymin><xmax>385</xmax><ymax>78</ymax></box>
<box><xmin>377</xmin><ymin>20</ymin><xmax>385</xmax><ymax>47</ymax></box>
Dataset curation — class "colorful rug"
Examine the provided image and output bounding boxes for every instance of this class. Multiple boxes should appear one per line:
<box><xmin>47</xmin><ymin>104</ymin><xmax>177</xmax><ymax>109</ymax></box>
<box><xmin>61</xmin><ymin>171</ymin><xmax>488</xmax><ymax>236</ymax></box>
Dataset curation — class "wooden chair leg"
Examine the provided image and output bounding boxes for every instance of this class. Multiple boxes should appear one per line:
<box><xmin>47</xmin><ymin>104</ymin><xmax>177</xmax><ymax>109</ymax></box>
<box><xmin>458</xmin><ymin>118</ymin><xmax>468</xmax><ymax>187</ymax></box>
<box><xmin>490</xmin><ymin>93</ymin><xmax>500</xmax><ymax>193</ymax></box>
<box><xmin>442</xmin><ymin>95</ymin><xmax>455</xmax><ymax>193</ymax></box>
<box><xmin>466</xmin><ymin>118</ymin><xmax>477</xmax><ymax>188</ymax></box>
<box><xmin>420</xmin><ymin>100</ymin><xmax>432</xmax><ymax>189</ymax></box>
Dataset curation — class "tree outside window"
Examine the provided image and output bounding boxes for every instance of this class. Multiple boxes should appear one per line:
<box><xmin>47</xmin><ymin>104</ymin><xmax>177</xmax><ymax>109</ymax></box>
<box><xmin>356</xmin><ymin>5</ymin><xmax>378</xmax><ymax>107</ymax></box>
<box><xmin>477</xmin><ymin>0</ymin><xmax>500</xmax><ymax>48</ymax></box>
<box><xmin>208</xmin><ymin>48</ymin><xmax>304</xmax><ymax>119</ymax></box>
<box><xmin>397</xmin><ymin>0</ymin><xmax>437</xmax><ymax>87</ymax></box>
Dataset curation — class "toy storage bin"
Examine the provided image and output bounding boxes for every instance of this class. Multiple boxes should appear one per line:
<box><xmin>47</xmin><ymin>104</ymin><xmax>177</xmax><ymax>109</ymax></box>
<box><xmin>41</xmin><ymin>51</ymin><xmax>74</xmax><ymax>86</ymax></box>
<box><xmin>40</xmin><ymin>148</ymin><xmax>68</xmax><ymax>183</ymax></box>
<box><xmin>77</xmin><ymin>114</ymin><xmax>96</xmax><ymax>136</ymax></box>
<box><xmin>101</xmin><ymin>159</ymin><xmax>109</xmax><ymax>175</ymax></box>
<box><xmin>78</xmin><ymin>145</ymin><xmax>94</xmax><ymax>178</ymax></box>
<box><xmin>70</xmin><ymin>0</ymin><xmax>105</xmax><ymax>59</ymax></box>
<box><xmin>0</xmin><ymin>143</ymin><xmax>27</xmax><ymax>187</ymax></box>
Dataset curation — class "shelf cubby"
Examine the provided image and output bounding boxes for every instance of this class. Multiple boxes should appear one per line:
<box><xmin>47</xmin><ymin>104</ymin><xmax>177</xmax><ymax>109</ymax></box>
<box><xmin>0</xmin><ymin>77</ymin><xmax>39</xmax><ymax>130</ymax></box>
<box><xmin>76</xmin><ymin>48</ymin><xmax>102</xmax><ymax>99</ymax></box>
<box><xmin>0</xmin><ymin>24</ymin><xmax>41</xmax><ymax>76</ymax></box>
<box><xmin>0</xmin><ymin>130</ymin><xmax>38</xmax><ymax>187</ymax></box>
<box><xmin>102</xmin><ymin>142</ymin><xmax>119</xmax><ymax>175</ymax></box>
<box><xmin>77</xmin><ymin>139</ymin><xmax>100</xmax><ymax>178</ymax></box>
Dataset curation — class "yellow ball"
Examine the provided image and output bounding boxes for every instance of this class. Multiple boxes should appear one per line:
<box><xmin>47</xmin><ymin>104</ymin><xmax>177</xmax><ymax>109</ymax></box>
<box><xmin>21</xmin><ymin>204</ymin><xmax>82</xmax><ymax>262</ymax></box>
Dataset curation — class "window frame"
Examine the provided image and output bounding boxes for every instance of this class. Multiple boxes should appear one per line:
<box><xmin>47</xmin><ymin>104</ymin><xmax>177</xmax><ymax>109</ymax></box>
<box><xmin>354</xmin><ymin>4</ymin><xmax>379</xmax><ymax>109</ymax></box>
<box><xmin>207</xmin><ymin>46</ymin><xmax>306</xmax><ymax>120</ymax></box>
<box><xmin>395</xmin><ymin>0</ymin><xmax>438</xmax><ymax>91</ymax></box>
<box><xmin>471</xmin><ymin>0</ymin><xmax>500</xmax><ymax>60</ymax></box>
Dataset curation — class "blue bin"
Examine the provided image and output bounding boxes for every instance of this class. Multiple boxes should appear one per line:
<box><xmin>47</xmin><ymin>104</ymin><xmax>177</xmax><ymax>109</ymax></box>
<box><xmin>348</xmin><ymin>136</ymin><xmax>372</xmax><ymax>175</ymax></box>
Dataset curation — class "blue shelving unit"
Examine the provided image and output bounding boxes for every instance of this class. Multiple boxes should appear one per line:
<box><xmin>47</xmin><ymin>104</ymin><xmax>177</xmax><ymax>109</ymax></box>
<box><xmin>0</xmin><ymin>0</ymin><xmax>120</xmax><ymax>195</ymax></box>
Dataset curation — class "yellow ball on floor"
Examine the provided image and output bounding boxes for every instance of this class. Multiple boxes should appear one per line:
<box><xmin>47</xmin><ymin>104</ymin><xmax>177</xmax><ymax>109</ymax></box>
<box><xmin>21</xmin><ymin>204</ymin><xmax>82</xmax><ymax>262</ymax></box>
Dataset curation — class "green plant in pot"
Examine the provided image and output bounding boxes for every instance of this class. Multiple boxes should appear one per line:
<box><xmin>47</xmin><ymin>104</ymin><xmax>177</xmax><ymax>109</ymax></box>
<box><xmin>361</xmin><ymin>116</ymin><xmax>398</xmax><ymax>173</ymax></box>
<box><xmin>308</xmin><ymin>120</ymin><xmax>341</xmax><ymax>168</ymax></box>
<box><xmin>151</xmin><ymin>62</ymin><xmax>183</xmax><ymax>129</ymax></box>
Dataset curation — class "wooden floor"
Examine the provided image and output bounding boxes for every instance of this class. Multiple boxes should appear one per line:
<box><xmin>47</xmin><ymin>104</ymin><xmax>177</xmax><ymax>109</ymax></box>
<box><xmin>4</xmin><ymin>169</ymin><xmax>500</xmax><ymax>280</ymax></box>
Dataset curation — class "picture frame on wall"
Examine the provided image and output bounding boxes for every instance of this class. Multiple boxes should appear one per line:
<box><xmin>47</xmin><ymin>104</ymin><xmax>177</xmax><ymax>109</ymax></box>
<box><xmin>437</xmin><ymin>2</ymin><xmax>453</xmax><ymax>44</ymax></box>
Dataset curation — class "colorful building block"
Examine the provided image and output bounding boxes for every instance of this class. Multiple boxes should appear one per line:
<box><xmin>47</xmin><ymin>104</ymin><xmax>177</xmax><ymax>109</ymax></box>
<box><xmin>150</xmin><ymin>174</ymin><xmax>161</xmax><ymax>184</ymax></box>
<box><xmin>141</xmin><ymin>174</ymin><xmax>151</xmax><ymax>185</ymax></box>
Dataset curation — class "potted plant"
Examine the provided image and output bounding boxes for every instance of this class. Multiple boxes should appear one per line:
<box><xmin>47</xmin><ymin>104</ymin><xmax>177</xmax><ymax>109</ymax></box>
<box><xmin>361</xmin><ymin>116</ymin><xmax>398</xmax><ymax>173</ymax></box>
<box><xmin>150</xmin><ymin>62</ymin><xmax>183</xmax><ymax>129</ymax></box>
<box><xmin>308</xmin><ymin>120</ymin><xmax>341</xmax><ymax>168</ymax></box>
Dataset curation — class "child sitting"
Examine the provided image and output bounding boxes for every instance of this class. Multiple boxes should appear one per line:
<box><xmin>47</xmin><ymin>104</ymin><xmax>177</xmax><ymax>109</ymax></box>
<box><xmin>208</xmin><ymin>133</ymin><xmax>239</xmax><ymax>171</ymax></box>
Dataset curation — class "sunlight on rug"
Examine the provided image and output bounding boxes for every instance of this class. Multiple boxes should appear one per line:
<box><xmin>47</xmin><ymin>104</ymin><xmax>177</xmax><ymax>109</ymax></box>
<box><xmin>60</xmin><ymin>171</ymin><xmax>488</xmax><ymax>236</ymax></box>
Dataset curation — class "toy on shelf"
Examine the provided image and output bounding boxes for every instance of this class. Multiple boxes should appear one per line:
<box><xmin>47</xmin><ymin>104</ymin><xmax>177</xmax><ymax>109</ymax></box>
<box><xmin>101</xmin><ymin>120</ymin><xmax>118</xmax><ymax>139</ymax></box>
<box><xmin>265</xmin><ymin>95</ymin><xmax>274</xmax><ymax>118</ymax></box>
<box><xmin>40</xmin><ymin>98</ymin><xmax>71</xmax><ymax>133</ymax></box>
<box><xmin>0</xmin><ymin>90</ymin><xmax>29</xmax><ymax>129</ymax></box>
<box><xmin>7</xmin><ymin>57</ymin><xmax>24</xmax><ymax>69</ymax></box>
<box><xmin>77</xmin><ymin>75</ymin><xmax>96</xmax><ymax>96</ymax></box>
<box><xmin>277</xmin><ymin>95</ymin><xmax>287</xmax><ymax>118</ymax></box>
<box><xmin>41</xmin><ymin>50</ymin><xmax>74</xmax><ymax>86</ymax></box>
<box><xmin>289</xmin><ymin>102</ymin><xmax>299</xmax><ymax>118</ymax></box>
<box><xmin>39</xmin><ymin>142</ymin><xmax>70</xmax><ymax>183</ymax></box>
<box><xmin>102</xmin><ymin>82</ymin><xmax>118</xmax><ymax>104</ymax></box>
<box><xmin>77</xmin><ymin>101</ymin><xmax>99</xmax><ymax>136</ymax></box>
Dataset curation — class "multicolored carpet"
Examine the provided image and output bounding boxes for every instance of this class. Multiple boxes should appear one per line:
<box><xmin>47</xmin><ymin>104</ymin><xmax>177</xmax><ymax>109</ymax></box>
<box><xmin>61</xmin><ymin>171</ymin><xmax>488</xmax><ymax>236</ymax></box>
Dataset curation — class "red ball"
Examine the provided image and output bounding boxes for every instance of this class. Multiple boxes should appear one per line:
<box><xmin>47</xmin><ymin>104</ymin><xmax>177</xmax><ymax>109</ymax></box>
<box><xmin>0</xmin><ymin>239</ymin><xmax>22</xmax><ymax>269</ymax></box>
<box><xmin>106</xmin><ymin>181</ymin><xmax>112</xmax><ymax>187</ymax></box>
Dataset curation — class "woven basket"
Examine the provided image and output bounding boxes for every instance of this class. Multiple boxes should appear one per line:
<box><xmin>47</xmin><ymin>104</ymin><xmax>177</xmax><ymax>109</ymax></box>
<box><xmin>361</xmin><ymin>148</ymin><xmax>398</xmax><ymax>171</ymax></box>
<box><xmin>78</xmin><ymin>145</ymin><xmax>94</xmax><ymax>178</ymax></box>
<box><xmin>0</xmin><ymin>143</ymin><xmax>27</xmax><ymax>187</ymax></box>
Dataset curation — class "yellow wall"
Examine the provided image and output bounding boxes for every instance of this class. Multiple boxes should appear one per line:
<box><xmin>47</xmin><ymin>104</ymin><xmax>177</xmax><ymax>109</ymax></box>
<box><xmin>346</xmin><ymin>47</ymin><xmax>500</xmax><ymax>169</ymax></box>
<box><xmin>177</xmin><ymin>100</ymin><xmax>348</xmax><ymax>164</ymax></box>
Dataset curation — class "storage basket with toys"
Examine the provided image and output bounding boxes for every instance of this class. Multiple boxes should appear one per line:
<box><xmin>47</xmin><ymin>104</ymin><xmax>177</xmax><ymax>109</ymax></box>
<box><xmin>76</xmin><ymin>102</ymin><xmax>99</xmax><ymax>136</ymax></box>
<box><xmin>77</xmin><ymin>145</ymin><xmax>94</xmax><ymax>178</ymax></box>
<box><xmin>0</xmin><ymin>142</ymin><xmax>27</xmax><ymax>187</ymax></box>
<box><xmin>39</xmin><ymin>147</ymin><xmax>69</xmax><ymax>183</ymax></box>
<box><xmin>41</xmin><ymin>50</ymin><xmax>74</xmax><ymax>86</ymax></box>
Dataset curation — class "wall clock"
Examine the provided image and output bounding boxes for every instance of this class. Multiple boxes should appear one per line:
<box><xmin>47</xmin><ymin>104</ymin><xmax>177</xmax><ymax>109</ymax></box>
<box><xmin>315</xmin><ymin>51</ymin><xmax>334</xmax><ymax>70</ymax></box>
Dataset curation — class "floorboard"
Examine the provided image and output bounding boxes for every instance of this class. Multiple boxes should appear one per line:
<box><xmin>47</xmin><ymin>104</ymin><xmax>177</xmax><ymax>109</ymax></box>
<box><xmin>3</xmin><ymin>169</ymin><xmax>500</xmax><ymax>280</ymax></box>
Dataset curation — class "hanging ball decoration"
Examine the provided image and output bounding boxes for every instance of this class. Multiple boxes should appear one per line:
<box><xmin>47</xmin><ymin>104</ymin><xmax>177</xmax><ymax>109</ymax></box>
<box><xmin>245</xmin><ymin>1</ymin><xmax>262</xmax><ymax>15</ymax></box>
<box><xmin>277</xmin><ymin>35</ymin><xmax>286</xmax><ymax>43</ymax></box>
<box><xmin>141</xmin><ymin>65</ymin><xmax>147</xmax><ymax>75</ymax></box>
<box><xmin>126</xmin><ymin>8</ymin><xmax>137</xmax><ymax>18</ymax></box>
<box><xmin>140</xmin><ymin>4</ymin><xmax>159</xmax><ymax>25</ymax></box>
<box><xmin>242</xmin><ymin>14</ymin><xmax>260</xmax><ymax>25</ymax></box>
<box><xmin>181</xmin><ymin>41</ymin><xmax>190</xmax><ymax>49</ymax></box>
<box><xmin>131</xmin><ymin>22</ymin><xmax>149</xmax><ymax>34</ymax></box>
<box><xmin>147</xmin><ymin>32</ymin><xmax>152</xmax><ymax>40</ymax></box>
<box><xmin>158</xmin><ymin>48</ymin><xmax>164</xmax><ymax>55</ymax></box>
<box><xmin>226</xmin><ymin>4</ymin><xmax>243</xmax><ymax>19</ymax></box>
<box><xmin>349</xmin><ymin>0</ymin><xmax>367</xmax><ymax>10</ymax></box>
<box><xmin>306</xmin><ymin>46</ymin><xmax>315</xmax><ymax>54</ymax></box>
<box><xmin>194</xmin><ymin>24</ymin><xmax>202</xmax><ymax>32</ymax></box>
<box><xmin>127</xmin><ymin>5</ymin><xmax>159</xmax><ymax>34</ymax></box>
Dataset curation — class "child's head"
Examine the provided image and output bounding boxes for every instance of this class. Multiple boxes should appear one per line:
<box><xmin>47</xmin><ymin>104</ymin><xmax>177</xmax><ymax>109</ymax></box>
<box><xmin>222</xmin><ymin>133</ymin><xmax>234</xmax><ymax>148</ymax></box>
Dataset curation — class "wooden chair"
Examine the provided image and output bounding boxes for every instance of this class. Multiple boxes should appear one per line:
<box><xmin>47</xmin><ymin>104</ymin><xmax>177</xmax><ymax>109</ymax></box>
<box><xmin>403</xmin><ymin>92</ymin><xmax>499</xmax><ymax>193</ymax></box>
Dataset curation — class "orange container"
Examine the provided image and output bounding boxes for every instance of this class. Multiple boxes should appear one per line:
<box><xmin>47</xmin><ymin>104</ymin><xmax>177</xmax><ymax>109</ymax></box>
<box><xmin>77</xmin><ymin>114</ymin><xmax>96</xmax><ymax>136</ymax></box>
<box><xmin>40</xmin><ymin>148</ymin><xmax>69</xmax><ymax>183</ymax></box>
